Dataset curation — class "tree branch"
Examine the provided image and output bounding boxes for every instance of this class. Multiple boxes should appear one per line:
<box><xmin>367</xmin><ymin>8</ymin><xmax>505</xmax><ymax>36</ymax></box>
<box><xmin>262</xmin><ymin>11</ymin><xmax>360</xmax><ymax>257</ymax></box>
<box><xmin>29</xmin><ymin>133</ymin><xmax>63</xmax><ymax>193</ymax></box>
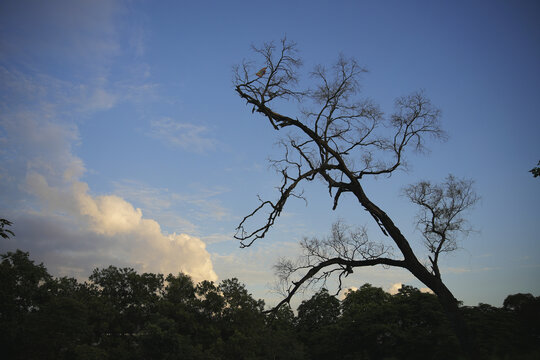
<box><xmin>267</xmin><ymin>256</ymin><xmax>405</xmax><ymax>313</ymax></box>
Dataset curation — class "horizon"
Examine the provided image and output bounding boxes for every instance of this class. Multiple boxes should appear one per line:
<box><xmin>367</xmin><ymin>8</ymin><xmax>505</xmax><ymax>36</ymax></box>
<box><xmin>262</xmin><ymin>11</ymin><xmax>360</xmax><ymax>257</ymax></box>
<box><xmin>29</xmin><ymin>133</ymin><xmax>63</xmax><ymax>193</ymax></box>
<box><xmin>1</xmin><ymin>0</ymin><xmax>539</xmax><ymax>309</ymax></box>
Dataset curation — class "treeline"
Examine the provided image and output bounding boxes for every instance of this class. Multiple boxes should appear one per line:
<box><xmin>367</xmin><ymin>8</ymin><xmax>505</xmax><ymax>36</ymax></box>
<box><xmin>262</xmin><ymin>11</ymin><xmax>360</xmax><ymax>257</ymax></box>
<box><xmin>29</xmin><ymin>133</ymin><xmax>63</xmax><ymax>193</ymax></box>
<box><xmin>1</xmin><ymin>250</ymin><xmax>539</xmax><ymax>360</ymax></box>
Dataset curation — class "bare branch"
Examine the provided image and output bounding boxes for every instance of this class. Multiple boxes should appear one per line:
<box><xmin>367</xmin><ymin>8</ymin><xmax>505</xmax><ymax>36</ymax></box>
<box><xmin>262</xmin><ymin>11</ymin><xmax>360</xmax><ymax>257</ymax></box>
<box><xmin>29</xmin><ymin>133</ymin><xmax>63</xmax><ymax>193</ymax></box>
<box><xmin>234</xmin><ymin>39</ymin><xmax>477</xmax><ymax>354</ymax></box>
<box><xmin>268</xmin><ymin>221</ymin><xmax>398</xmax><ymax>312</ymax></box>
<box><xmin>404</xmin><ymin>174</ymin><xmax>479</xmax><ymax>278</ymax></box>
<box><xmin>270</xmin><ymin>254</ymin><xmax>404</xmax><ymax>313</ymax></box>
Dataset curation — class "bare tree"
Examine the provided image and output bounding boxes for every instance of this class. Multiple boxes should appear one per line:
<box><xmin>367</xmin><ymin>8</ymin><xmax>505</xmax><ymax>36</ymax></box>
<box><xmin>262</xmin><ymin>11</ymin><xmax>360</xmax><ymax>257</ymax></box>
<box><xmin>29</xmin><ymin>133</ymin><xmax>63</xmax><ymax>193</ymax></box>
<box><xmin>404</xmin><ymin>175</ymin><xmax>479</xmax><ymax>279</ymax></box>
<box><xmin>233</xmin><ymin>38</ymin><xmax>477</xmax><ymax>353</ymax></box>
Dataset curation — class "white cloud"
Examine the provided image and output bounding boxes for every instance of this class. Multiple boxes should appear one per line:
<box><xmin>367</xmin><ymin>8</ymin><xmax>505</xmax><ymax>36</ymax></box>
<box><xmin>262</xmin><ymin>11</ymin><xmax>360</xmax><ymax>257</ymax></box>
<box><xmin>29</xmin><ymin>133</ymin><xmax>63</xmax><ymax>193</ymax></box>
<box><xmin>388</xmin><ymin>282</ymin><xmax>434</xmax><ymax>295</ymax></box>
<box><xmin>23</xmin><ymin>166</ymin><xmax>217</xmax><ymax>283</ymax></box>
<box><xmin>1</xmin><ymin>97</ymin><xmax>217</xmax><ymax>284</ymax></box>
<box><xmin>150</xmin><ymin>117</ymin><xmax>216</xmax><ymax>153</ymax></box>
<box><xmin>388</xmin><ymin>282</ymin><xmax>403</xmax><ymax>295</ymax></box>
<box><xmin>0</xmin><ymin>1</ymin><xmax>218</xmax><ymax>283</ymax></box>
<box><xmin>339</xmin><ymin>286</ymin><xmax>359</xmax><ymax>300</ymax></box>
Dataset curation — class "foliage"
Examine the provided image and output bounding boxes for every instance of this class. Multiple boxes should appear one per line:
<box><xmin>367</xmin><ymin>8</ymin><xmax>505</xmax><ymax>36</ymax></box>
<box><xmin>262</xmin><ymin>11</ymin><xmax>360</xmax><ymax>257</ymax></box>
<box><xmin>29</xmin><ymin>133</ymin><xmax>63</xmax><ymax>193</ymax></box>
<box><xmin>0</xmin><ymin>218</ymin><xmax>15</xmax><ymax>239</ymax></box>
<box><xmin>0</xmin><ymin>250</ymin><xmax>538</xmax><ymax>359</ymax></box>
<box><xmin>530</xmin><ymin>160</ymin><xmax>540</xmax><ymax>177</ymax></box>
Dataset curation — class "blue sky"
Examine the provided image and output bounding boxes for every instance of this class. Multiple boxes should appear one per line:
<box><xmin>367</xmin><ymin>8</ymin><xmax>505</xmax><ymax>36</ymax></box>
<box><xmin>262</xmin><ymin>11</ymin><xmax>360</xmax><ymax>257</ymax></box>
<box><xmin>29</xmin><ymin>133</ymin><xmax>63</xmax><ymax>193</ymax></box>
<box><xmin>0</xmin><ymin>0</ymin><xmax>538</xmax><ymax>308</ymax></box>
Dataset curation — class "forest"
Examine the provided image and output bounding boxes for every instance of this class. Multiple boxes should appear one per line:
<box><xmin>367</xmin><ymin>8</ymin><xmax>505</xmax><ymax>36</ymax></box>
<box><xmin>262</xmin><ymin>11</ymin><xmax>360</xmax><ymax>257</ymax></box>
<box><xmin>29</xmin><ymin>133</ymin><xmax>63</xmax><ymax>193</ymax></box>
<box><xmin>1</xmin><ymin>249</ymin><xmax>539</xmax><ymax>360</ymax></box>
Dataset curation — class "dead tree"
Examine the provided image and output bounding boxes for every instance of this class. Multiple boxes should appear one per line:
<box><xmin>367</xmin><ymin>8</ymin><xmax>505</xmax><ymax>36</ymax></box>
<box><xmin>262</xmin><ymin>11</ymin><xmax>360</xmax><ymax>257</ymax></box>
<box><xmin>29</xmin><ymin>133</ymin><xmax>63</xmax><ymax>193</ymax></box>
<box><xmin>233</xmin><ymin>38</ymin><xmax>478</xmax><ymax>355</ymax></box>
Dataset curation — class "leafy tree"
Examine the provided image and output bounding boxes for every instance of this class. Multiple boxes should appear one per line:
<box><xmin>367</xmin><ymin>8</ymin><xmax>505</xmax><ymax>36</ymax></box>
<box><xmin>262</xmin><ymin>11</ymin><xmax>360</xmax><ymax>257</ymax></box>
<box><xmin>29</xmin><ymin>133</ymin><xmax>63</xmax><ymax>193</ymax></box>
<box><xmin>26</xmin><ymin>295</ymin><xmax>91</xmax><ymax>359</ymax></box>
<box><xmin>503</xmin><ymin>293</ymin><xmax>540</xmax><ymax>357</ymax></box>
<box><xmin>338</xmin><ymin>284</ymin><xmax>459</xmax><ymax>359</ymax></box>
<box><xmin>88</xmin><ymin>266</ymin><xmax>164</xmax><ymax>359</ymax></box>
<box><xmin>0</xmin><ymin>218</ymin><xmax>14</xmax><ymax>239</ymax></box>
<box><xmin>391</xmin><ymin>286</ymin><xmax>459</xmax><ymax>359</ymax></box>
<box><xmin>339</xmin><ymin>285</ymin><xmax>396</xmax><ymax>359</ymax></box>
<box><xmin>0</xmin><ymin>250</ymin><xmax>51</xmax><ymax>316</ymax></box>
<box><xmin>0</xmin><ymin>250</ymin><xmax>53</xmax><ymax>359</ymax></box>
<box><xmin>218</xmin><ymin>278</ymin><xmax>268</xmax><ymax>359</ymax></box>
<box><xmin>193</xmin><ymin>280</ymin><xmax>224</xmax><ymax>356</ymax></box>
<box><xmin>160</xmin><ymin>273</ymin><xmax>199</xmax><ymax>340</ymax></box>
<box><xmin>1</xmin><ymin>249</ymin><xmax>538</xmax><ymax>359</ymax></box>
<box><xmin>530</xmin><ymin>160</ymin><xmax>540</xmax><ymax>177</ymax></box>
<box><xmin>264</xmin><ymin>305</ymin><xmax>305</xmax><ymax>360</ymax></box>
<box><xmin>461</xmin><ymin>303</ymin><xmax>520</xmax><ymax>359</ymax></box>
<box><xmin>296</xmin><ymin>289</ymin><xmax>341</xmax><ymax>359</ymax></box>
<box><xmin>139</xmin><ymin>315</ymin><xmax>204</xmax><ymax>360</ymax></box>
<box><xmin>233</xmin><ymin>38</ymin><xmax>478</xmax><ymax>354</ymax></box>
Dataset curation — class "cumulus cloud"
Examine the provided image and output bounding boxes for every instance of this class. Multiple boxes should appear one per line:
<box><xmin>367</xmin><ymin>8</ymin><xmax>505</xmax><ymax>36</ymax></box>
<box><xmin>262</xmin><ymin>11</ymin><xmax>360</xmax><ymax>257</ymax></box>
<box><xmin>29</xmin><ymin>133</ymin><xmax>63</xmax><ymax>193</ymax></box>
<box><xmin>0</xmin><ymin>0</ymin><xmax>219</xmax><ymax>284</ymax></box>
<box><xmin>388</xmin><ymin>282</ymin><xmax>403</xmax><ymax>295</ymax></box>
<box><xmin>21</xmin><ymin>161</ymin><xmax>217</xmax><ymax>283</ymax></box>
<box><xmin>1</xmin><ymin>88</ymin><xmax>217</xmax><ymax>284</ymax></box>
<box><xmin>388</xmin><ymin>282</ymin><xmax>434</xmax><ymax>295</ymax></box>
<box><xmin>339</xmin><ymin>286</ymin><xmax>359</xmax><ymax>300</ymax></box>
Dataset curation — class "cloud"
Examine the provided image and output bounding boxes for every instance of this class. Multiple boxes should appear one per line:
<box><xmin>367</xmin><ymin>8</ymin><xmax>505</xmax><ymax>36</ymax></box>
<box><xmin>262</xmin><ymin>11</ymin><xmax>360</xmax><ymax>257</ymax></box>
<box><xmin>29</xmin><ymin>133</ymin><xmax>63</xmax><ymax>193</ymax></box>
<box><xmin>388</xmin><ymin>282</ymin><xmax>403</xmax><ymax>295</ymax></box>
<box><xmin>339</xmin><ymin>286</ymin><xmax>359</xmax><ymax>300</ymax></box>
<box><xmin>150</xmin><ymin>117</ymin><xmax>216</xmax><ymax>153</ymax></box>
<box><xmin>387</xmin><ymin>282</ymin><xmax>434</xmax><ymax>295</ymax></box>
<box><xmin>0</xmin><ymin>92</ymin><xmax>217</xmax><ymax>285</ymax></box>
<box><xmin>0</xmin><ymin>1</ymin><xmax>219</xmax><ymax>283</ymax></box>
<box><xmin>113</xmin><ymin>180</ymin><xmax>230</xmax><ymax>230</ymax></box>
<box><xmin>21</xmin><ymin>160</ymin><xmax>217</xmax><ymax>283</ymax></box>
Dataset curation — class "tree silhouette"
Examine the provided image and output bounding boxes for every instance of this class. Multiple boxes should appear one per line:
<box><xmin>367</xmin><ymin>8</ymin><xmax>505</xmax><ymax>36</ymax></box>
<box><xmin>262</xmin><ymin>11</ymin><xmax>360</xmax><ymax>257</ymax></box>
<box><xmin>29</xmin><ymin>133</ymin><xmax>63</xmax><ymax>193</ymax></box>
<box><xmin>0</xmin><ymin>218</ymin><xmax>14</xmax><ymax>239</ymax></box>
<box><xmin>1</xmin><ymin>250</ymin><xmax>538</xmax><ymax>359</ymax></box>
<box><xmin>233</xmin><ymin>38</ymin><xmax>478</xmax><ymax>355</ymax></box>
<box><xmin>530</xmin><ymin>160</ymin><xmax>540</xmax><ymax>177</ymax></box>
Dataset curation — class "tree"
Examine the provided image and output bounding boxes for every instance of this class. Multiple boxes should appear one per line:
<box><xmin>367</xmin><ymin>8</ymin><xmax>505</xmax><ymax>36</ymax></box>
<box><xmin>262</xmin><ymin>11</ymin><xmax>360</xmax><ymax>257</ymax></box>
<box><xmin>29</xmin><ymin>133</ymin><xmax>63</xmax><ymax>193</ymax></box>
<box><xmin>233</xmin><ymin>38</ymin><xmax>478</xmax><ymax>354</ymax></box>
<box><xmin>530</xmin><ymin>160</ymin><xmax>540</xmax><ymax>178</ymax></box>
<box><xmin>0</xmin><ymin>218</ymin><xmax>14</xmax><ymax>239</ymax></box>
<box><xmin>296</xmin><ymin>289</ymin><xmax>341</xmax><ymax>359</ymax></box>
<box><xmin>339</xmin><ymin>284</ymin><xmax>458</xmax><ymax>359</ymax></box>
<box><xmin>88</xmin><ymin>266</ymin><xmax>164</xmax><ymax>359</ymax></box>
<box><xmin>0</xmin><ymin>250</ymin><xmax>53</xmax><ymax>359</ymax></box>
<box><xmin>403</xmin><ymin>175</ymin><xmax>479</xmax><ymax>280</ymax></box>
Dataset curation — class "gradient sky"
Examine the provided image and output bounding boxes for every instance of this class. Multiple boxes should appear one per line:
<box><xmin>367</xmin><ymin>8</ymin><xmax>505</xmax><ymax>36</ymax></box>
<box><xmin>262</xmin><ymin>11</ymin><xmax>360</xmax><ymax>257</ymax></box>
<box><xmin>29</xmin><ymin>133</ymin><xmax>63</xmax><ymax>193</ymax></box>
<box><xmin>1</xmin><ymin>0</ymin><xmax>538</xmax><ymax>308</ymax></box>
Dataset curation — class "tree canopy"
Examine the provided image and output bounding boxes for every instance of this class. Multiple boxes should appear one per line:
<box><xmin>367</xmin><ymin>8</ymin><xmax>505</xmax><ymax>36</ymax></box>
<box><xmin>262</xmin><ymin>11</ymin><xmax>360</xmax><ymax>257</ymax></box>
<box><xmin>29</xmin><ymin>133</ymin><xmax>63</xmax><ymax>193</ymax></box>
<box><xmin>1</xmin><ymin>250</ymin><xmax>538</xmax><ymax>359</ymax></box>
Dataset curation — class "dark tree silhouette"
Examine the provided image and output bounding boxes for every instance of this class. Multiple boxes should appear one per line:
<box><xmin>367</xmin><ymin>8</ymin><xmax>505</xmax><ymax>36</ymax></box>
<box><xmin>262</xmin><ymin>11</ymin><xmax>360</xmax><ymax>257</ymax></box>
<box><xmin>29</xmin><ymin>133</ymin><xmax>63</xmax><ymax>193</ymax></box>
<box><xmin>530</xmin><ymin>160</ymin><xmax>540</xmax><ymax>177</ymax></box>
<box><xmin>2</xmin><ymin>250</ymin><xmax>538</xmax><ymax>359</ymax></box>
<box><xmin>0</xmin><ymin>218</ymin><xmax>14</xmax><ymax>239</ymax></box>
<box><xmin>233</xmin><ymin>38</ymin><xmax>478</xmax><ymax>355</ymax></box>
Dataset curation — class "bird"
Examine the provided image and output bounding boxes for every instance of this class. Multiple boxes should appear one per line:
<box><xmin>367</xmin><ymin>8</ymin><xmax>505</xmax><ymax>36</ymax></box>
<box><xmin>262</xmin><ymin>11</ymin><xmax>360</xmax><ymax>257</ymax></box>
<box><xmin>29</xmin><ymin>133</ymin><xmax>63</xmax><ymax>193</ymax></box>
<box><xmin>256</xmin><ymin>67</ymin><xmax>267</xmax><ymax>78</ymax></box>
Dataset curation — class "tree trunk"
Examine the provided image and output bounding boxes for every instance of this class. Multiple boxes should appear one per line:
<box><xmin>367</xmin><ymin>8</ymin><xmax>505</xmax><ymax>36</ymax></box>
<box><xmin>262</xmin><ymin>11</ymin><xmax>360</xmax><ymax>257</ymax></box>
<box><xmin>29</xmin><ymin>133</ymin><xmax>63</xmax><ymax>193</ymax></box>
<box><xmin>356</xmin><ymin>190</ymin><xmax>473</xmax><ymax>357</ymax></box>
<box><xmin>408</xmin><ymin>262</ymin><xmax>472</xmax><ymax>358</ymax></box>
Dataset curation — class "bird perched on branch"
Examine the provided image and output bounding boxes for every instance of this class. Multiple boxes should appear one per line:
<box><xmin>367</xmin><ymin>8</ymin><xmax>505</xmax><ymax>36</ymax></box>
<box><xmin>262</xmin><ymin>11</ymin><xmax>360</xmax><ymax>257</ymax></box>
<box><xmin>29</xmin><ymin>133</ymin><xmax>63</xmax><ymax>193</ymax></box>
<box><xmin>256</xmin><ymin>67</ymin><xmax>267</xmax><ymax>77</ymax></box>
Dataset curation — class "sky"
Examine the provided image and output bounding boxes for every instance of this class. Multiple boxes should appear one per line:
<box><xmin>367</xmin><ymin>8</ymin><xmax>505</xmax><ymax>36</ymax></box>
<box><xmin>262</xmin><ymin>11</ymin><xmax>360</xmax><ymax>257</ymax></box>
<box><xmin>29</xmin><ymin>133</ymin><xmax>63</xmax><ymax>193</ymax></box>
<box><xmin>0</xmin><ymin>0</ymin><xmax>539</xmax><ymax>308</ymax></box>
